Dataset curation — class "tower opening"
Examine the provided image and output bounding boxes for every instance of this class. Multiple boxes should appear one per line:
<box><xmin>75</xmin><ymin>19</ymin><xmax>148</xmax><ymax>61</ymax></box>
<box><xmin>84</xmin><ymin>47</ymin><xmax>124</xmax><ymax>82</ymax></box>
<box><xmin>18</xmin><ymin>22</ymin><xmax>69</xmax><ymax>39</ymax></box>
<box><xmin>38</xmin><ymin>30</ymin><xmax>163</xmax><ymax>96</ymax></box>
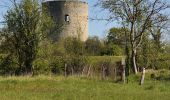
<box><xmin>65</xmin><ymin>14</ymin><xmax>70</xmax><ymax>22</ymax></box>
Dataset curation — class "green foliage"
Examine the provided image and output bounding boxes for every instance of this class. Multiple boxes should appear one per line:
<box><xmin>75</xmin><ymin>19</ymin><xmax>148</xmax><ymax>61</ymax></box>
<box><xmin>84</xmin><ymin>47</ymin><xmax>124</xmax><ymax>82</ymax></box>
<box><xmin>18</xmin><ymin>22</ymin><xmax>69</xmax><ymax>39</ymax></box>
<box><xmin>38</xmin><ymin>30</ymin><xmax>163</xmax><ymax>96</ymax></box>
<box><xmin>107</xmin><ymin>27</ymin><xmax>129</xmax><ymax>46</ymax></box>
<box><xmin>33</xmin><ymin>39</ymin><xmax>65</xmax><ymax>75</ymax></box>
<box><xmin>50</xmin><ymin>57</ymin><xmax>65</xmax><ymax>74</ymax></box>
<box><xmin>3</xmin><ymin>0</ymin><xmax>39</xmax><ymax>74</ymax></box>
<box><xmin>0</xmin><ymin>54</ymin><xmax>18</xmax><ymax>75</ymax></box>
<box><xmin>64</xmin><ymin>37</ymin><xmax>84</xmax><ymax>55</ymax></box>
<box><xmin>64</xmin><ymin>55</ymin><xmax>87</xmax><ymax>74</ymax></box>
<box><xmin>85</xmin><ymin>36</ymin><xmax>102</xmax><ymax>56</ymax></box>
<box><xmin>33</xmin><ymin>58</ymin><xmax>51</xmax><ymax>75</ymax></box>
<box><xmin>31</xmin><ymin>37</ymin><xmax>124</xmax><ymax>75</ymax></box>
<box><xmin>0</xmin><ymin>0</ymin><xmax>53</xmax><ymax>75</ymax></box>
<box><xmin>153</xmin><ymin>53</ymin><xmax>170</xmax><ymax>69</ymax></box>
<box><xmin>32</xmin><ymin>38</ymin><xmax>86</xmax><ymax>75</ymax></box>
<box><xmin>165</xmin><ymin>43</ymin><xmax>170</xmax><ymax>54</ymax></box>
<box><xmin>137</xmin><ymin>35</ymin><xmax>170</xmax><ymax>70</ymax></box>
<box><xmin>101</xmin><ymin>43</ymin><xmax>123</xmax><ymax>56</ymax></box>
<box><xmin>99</xmin><ymin>0</ymin><xmax>170</xmax><ymax>74</ymax></box>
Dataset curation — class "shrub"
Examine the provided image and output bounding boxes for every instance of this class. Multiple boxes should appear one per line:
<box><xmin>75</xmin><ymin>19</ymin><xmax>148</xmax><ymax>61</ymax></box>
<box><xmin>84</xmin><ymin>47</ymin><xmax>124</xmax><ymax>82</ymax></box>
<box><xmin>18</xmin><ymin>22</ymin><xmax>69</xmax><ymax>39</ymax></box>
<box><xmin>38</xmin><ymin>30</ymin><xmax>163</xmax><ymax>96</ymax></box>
<box><xmin>0</xmin><ymin>54</ymin><xmax>18</xmax><ymax>75</ymax></box>
<box><xmin>101</xmin><ymin>43</ymin><xmax>123</xmax><ymax>56</ymax></box>
<box><xmin>33</xmin><ymin>58</ymin><xmax>51</xmax><ymax>75</ymax></box>
<box><xmin>50</xmin><ymin>57</ymin><xmax>65</xmax><ymax>74</ymax></box>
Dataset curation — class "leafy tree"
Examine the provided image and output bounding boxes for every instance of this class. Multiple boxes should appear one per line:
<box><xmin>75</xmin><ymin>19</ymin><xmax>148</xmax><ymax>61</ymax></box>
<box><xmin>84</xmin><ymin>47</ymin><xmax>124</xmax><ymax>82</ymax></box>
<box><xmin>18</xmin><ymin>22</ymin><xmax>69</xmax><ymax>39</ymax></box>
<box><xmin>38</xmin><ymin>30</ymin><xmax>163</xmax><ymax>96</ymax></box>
<box><xmin>137</xmin><ymin>31</ymin><xmax>170</xmax><ymax>70</ymax></box>
<box><xmin>33</xmin><ymin>39</ymin><xmax>65</xmax><ymax>75</ymax></box>
<box><xmin>63</xmin><ymin>37</ymin><xmax>86</xmax><ymax>75</ymax></box>
<box><xmin>85</xmin><ymin>36</ymin><xmax>102</xmax><ymax>56</ymax></box>
<box><xmin>2</xmin><ymin>0</ymin><xmax>52</xmax><ymax>75</ymax></box>
<box><xmin>64</xmin><ymin>37</ymin><xmax>84</xmax><ymax>55</ymax></box>
<box><xmin>107</xmin><ymin>27</ymin><xmax>130</xmax><ymax>46</ymax></box>
<box><xmin>101</xmin><ymin>43</ymin><xmax>123</xmax><ymax>56</ymax></box>
<box><xmin>98</xmin><ymin>0</ymin><xmax>170</xmax><ymax>74</ymax></box>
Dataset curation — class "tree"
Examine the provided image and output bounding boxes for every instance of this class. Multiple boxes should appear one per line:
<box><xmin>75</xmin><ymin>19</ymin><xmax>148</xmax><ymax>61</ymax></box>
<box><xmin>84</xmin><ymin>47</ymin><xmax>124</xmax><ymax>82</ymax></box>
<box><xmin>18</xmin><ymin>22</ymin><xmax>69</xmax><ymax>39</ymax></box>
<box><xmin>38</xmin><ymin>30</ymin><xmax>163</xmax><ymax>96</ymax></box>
<box><xmin>101</xmin><ymin>43</ymin><xmax>123</xmax><ymax>56</ymax></box>
<box><xmin>64</xmin><ymin>37</ymin><xmax>84</xmax><ymax>56</ymax></box>
<box><xmin>3</xmin><ymin>0</ymin><xmax>52</xmax><ymax>75</ymax></box>
<box><xmin>107</xmin><ymin>27</ymin><xmax>129</xmax><ymax>46</ymax></box>
<box><xmin>98</xmin><ymin>0</ymin><xmax>170</xmax><ymax>74</ymax></box>
<box><xmin>63</xmin><ymin>37</ymin><xmax>86</xmax><ymax>75</ymax></box>
<box><xmin>85</xmin><ymin>36</ymin><xmax>102</xmax><ymax>56</ymax></box>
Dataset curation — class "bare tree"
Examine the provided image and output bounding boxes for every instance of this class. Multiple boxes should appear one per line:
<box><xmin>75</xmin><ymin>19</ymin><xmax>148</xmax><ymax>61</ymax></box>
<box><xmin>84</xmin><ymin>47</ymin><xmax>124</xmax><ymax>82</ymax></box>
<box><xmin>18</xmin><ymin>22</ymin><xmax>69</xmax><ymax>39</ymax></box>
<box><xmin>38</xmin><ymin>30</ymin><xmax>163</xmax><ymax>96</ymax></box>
<box><xmin>98</xmin><ymin>0</ymin><xmax>170</xmax><ymax>74</ymax></box>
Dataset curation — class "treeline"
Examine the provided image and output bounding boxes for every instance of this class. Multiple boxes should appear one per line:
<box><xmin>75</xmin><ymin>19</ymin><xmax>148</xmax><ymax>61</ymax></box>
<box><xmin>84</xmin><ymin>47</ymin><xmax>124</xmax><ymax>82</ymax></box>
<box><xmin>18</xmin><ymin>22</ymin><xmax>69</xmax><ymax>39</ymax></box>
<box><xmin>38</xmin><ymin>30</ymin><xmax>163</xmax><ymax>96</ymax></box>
<box><xmin>0</xmin><ymin>28</ymin><xmax>170</xmax><ymax>76</ymax></box>
<box><xmin>0</xmin><ymin>34</ymin><xmax>123</xmax><ymax>76</ymax></box>
<box><xmin>0</xmin><ymin>0</ymin><xmax>170</xmax><ymax>76</ymax></box>
<box><xmin>0</xmin><ymin>0</ymin><xmax>123</xmax><ymax>76</ymax></box>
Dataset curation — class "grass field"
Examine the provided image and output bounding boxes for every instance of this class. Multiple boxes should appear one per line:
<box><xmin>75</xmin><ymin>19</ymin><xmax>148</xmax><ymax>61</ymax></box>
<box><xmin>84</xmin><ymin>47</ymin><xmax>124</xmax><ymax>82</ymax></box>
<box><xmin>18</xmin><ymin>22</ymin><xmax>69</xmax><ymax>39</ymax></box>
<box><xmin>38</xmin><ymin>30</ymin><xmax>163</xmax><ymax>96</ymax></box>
<box><xmin>0</xmin><ymin>72</ymin><xmax>170</xmax><ymax>100</ymax></box>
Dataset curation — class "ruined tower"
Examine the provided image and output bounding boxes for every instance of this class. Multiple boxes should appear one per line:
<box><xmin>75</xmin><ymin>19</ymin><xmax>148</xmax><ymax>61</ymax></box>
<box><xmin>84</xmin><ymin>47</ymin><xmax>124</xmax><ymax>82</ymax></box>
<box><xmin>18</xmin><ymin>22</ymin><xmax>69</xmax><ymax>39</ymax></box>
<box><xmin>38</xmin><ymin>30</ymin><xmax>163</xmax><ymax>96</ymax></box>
<box><xmin>43</xmin><ymin>0</ymin><xmax>88</xmax><ymax>41</ymax></box>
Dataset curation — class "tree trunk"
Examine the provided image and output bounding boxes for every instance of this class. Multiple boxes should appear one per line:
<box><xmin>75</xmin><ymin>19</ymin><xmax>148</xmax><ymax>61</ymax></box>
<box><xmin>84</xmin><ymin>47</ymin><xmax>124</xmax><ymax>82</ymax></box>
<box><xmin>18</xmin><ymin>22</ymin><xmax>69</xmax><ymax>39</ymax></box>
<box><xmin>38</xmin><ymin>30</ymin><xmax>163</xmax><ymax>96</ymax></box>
<box><xmin>132</xmin><ymin>48</ymin><xmax>138</xmax><ymax>74</ymax></box>
<box><xmin>25</xmin><ymin>61</ymin><xmax>33</xmax><ymax>76</ymax></box>
<box><xmin>131</xmin><ymin>22</ymin><xmax>138</xmax><ymax>74</ymax></box>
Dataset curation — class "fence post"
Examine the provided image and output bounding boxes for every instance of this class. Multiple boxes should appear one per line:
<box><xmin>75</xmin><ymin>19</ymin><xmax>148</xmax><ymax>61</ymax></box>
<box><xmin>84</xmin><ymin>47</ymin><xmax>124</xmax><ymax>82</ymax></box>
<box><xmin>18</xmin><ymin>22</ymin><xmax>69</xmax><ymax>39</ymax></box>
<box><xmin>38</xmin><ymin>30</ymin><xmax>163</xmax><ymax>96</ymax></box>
<box><xmin>65</xmin><ymin>63</ymin><xmax>67</xmax><ymax>77</ymax></box>
<box><xmin>122</xmin><ymin>58</ymin><xmax>126</xmax><ymax>83</ymax></box>
<box><xmin>87</xmin><ymin>65</ymin><xmax>91</xmax><ymax>77</ymax></box>
<box><xmin>114</xmin><ymin>68</ymin><xmax>117</xmax><ymax>81</ymax></box>
<box><xmin>82</xmin><ymin>66</ymin><xmax>86</xmax><ymax>76</ymax></box>
<box><xmin>101</xmin><ymin>64</ymin><xmax>106</xmax><ymax>80</ymax></box>
<box><xmin>140</xmin><ymin>67</ymin><xmax>145</xmax><ymax>85</ymax></box>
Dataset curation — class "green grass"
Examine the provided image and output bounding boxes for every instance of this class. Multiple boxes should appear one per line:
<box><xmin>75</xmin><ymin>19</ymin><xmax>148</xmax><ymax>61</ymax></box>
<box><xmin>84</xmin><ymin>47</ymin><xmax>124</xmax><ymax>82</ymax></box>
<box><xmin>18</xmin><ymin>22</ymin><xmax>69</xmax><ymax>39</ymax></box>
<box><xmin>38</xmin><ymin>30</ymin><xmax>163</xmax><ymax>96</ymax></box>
<box><xmin>0</xmin><ymin>74</ymin><xmax>170</xmax><ymax>100</ymax></box>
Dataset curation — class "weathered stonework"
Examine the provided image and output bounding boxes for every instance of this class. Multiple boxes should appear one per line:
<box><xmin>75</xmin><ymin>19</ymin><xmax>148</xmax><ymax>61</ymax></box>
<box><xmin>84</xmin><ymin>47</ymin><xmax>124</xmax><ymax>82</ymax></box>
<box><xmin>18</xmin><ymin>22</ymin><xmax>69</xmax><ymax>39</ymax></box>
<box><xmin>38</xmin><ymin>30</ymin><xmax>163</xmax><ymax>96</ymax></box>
<box><xmin>43</xmin><ymin>0</ymin><xmax>88</xmax><ymax>41</ymax></box>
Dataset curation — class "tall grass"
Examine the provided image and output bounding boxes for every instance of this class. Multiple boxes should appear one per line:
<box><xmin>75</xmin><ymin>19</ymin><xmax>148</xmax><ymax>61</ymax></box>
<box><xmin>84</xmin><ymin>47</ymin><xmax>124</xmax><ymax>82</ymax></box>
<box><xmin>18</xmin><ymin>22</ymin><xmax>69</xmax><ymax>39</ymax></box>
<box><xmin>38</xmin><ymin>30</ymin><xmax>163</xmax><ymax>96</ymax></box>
<box><xmin>0</xmin><ymin>72</ymin><xmax>169</xmax><ymax>100</ymax></box>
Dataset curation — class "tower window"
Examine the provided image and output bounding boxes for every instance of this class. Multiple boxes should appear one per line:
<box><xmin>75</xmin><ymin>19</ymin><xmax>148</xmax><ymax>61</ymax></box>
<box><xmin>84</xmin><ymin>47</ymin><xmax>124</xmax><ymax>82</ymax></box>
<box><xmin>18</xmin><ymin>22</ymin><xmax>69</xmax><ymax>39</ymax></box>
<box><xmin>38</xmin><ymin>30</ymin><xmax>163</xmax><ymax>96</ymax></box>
<box><xmin>65</xmin><ymin>14</ymin><xmax>70</xmax><ymax>22</ymax></box>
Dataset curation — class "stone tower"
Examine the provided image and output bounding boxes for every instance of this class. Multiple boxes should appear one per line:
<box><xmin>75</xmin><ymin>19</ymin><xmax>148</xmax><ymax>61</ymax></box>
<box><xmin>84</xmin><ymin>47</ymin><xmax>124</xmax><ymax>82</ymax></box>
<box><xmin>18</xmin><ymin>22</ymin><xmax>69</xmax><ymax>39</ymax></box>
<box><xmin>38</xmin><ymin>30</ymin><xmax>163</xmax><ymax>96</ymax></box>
<box><xmin>43</xmin><ymin>0</ymin><xmax>88</xmax><ymax>41</ymax></box>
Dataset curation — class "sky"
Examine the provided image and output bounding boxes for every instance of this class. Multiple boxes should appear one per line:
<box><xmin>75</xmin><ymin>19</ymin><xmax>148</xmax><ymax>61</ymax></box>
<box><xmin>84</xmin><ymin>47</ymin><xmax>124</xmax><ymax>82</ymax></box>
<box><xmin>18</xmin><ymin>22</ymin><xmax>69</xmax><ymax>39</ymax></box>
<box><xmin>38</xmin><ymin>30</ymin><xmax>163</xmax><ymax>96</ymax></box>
<box><xmin>0</xmin><ymin>0</ymin><xmax>115</xmax><ymax>39</ymax></box>
<box><xmin>88</xmin><ymin>0</ymin><xmax>115</xmax><ymax>38</ymax></box>
<box><xmin>0</xmin><ymin>0</ymin><xmax>170</xmax><ymax>40</ymax></box>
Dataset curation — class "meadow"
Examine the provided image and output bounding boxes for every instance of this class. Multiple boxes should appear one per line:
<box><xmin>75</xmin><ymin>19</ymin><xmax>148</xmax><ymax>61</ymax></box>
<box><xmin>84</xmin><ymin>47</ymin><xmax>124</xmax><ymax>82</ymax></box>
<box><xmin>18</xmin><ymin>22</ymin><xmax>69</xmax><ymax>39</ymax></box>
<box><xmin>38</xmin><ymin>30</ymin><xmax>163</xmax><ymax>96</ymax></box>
<box><xmin>0</xmin><ymin>70</ymin><xmax>170</xmax><ymax>100</ymax></box>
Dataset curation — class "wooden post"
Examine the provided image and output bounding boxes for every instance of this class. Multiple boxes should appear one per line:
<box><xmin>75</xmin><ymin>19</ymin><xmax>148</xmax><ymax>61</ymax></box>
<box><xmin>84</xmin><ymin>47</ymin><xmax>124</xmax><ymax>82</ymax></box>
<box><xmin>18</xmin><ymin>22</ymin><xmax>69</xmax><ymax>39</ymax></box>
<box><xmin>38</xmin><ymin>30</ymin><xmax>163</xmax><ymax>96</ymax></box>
<box><xmin>87</xmin><ymin>65</ymin><xmax>91</xmax><ymax>77</ymax></box>
<box><xmin>122</xmin><ymin>65</ymin><xmax>126</xmax><ymax>83</ymax></box>
<box><xmin>65</xmin><ymin>63</ymin><xmax>67</xmax><ymax>77</ymax></box>
<box><xmin>82</xmin><ymin>66</ymin><xmax>86</xmax><ymax>76</ymax></box>
<box><xmin>122</xmin><ymin>58</ymin><xmax>126</xmax><ymax>83</ymax></box>
<box><xmin>140</xmin><ymin>67</ymin><xmax>145</xmax><ymax>85</ymax></box>
<box><xmin>114</xmin><ymin>68</ymin><xmax>117</xmax><ymax>81</ymax></box>
<box><xmin>71</xmin><ymin>67</ymin><xmax>74</xmax><ymax>76</ymax></box>
<box><xmin>101</xmin><ymin>64</ymin><xmax>106</xmax><ymax>80</ymax></box>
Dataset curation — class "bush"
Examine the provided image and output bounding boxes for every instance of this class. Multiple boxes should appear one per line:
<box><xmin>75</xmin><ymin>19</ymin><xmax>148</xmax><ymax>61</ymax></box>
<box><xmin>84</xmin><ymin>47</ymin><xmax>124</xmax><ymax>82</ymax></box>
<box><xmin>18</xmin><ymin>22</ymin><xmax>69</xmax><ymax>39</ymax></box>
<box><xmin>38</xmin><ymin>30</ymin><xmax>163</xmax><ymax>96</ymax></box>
<box><xmin>138</xmin><ymin>52</ymin><xmax>170</xmax><ymax>70</ymax></box>
<box><xmin>32</xmin><ymin>39</ymin><xmax>59</xmax><ymax>75</ymax></box>
<box><xmin>0</xmin><ymin>54</ymin><xmax>18</xmax><ymax>75</ymax></box>
<box><xmin>101</xmin><ymin>43</ymin><xmax>123</xmax><ymax>56</ymax></box>
<box><xmin>33</xmin><ymin>58</ymin><xmax>51</xmax><ymax>75</ymax></box>
<box><xmin>50</xmin><ymin>57</ymin><xmax>65</xmax><ymax>74</ymax></box>
<box><xmin>64</xmin><ymin>55</ymin><xmax>87</xmax><ymax>75</ymax></box>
